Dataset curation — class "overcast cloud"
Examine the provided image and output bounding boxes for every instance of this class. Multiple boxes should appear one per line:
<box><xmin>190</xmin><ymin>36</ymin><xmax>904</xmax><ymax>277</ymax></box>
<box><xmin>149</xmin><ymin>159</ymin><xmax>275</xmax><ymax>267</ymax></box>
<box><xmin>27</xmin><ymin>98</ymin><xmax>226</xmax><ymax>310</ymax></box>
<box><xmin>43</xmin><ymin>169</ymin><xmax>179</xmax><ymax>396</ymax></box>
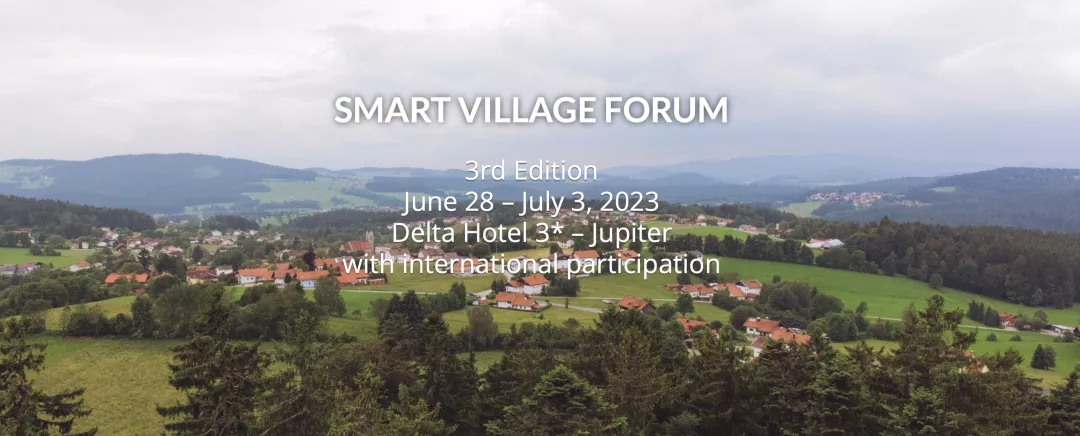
<box><xmin>2</xmin><ymin>0</ymin><xmax>1079</xmax><ymax>169</ymax></box>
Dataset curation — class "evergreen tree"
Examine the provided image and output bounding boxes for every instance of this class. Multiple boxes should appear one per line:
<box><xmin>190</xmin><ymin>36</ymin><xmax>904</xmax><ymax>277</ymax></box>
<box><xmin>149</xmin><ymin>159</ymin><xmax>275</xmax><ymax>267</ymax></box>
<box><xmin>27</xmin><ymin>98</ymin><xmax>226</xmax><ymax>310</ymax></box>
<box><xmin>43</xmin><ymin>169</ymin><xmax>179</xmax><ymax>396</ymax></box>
<box><xmin>0</xmin><ymin>318</ymin><xmax>96</xmax><ymax>435</ymax></box>
<box><xmin>156</xmin><ymin>291</ymin><xmax>270</xmax><ymax>435</ymax></box>
<box><xmin>130</xmin><ymin>295</ymin><xmax>156</xmax><ymax>338</ymax></box>
<box><xmin>485</xmin><ymin>365</ymin><xmax>628</xmax><ymax>436</ymax></box>
<box><xmin>1046</xmin><ymin>371</ymin><xmax>1080</xmax><ymax>435</ymax></box>
<box><xmin>257</xmin><ymin>313</ymin><xmax>336</xmax><ymax>435</ymax></box>
<box><xmin>328</xmin><ymin>365</ymin><xmax>455</xmax><ymax>436</ymax></box>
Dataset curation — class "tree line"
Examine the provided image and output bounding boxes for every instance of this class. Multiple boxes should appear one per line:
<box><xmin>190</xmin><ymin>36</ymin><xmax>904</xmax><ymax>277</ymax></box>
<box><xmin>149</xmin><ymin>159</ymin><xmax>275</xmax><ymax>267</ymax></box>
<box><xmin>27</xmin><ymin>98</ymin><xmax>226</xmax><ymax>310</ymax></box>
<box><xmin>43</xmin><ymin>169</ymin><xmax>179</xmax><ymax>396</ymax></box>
<box><xmin>0</xmin><ymin>194</ymin><xmax>156</xmax><ymax>239</ymax></box>
<box><xmin>7</xmin><ymin>294</ymin><xmax>1080</xmax><ymax>435</ymax></box>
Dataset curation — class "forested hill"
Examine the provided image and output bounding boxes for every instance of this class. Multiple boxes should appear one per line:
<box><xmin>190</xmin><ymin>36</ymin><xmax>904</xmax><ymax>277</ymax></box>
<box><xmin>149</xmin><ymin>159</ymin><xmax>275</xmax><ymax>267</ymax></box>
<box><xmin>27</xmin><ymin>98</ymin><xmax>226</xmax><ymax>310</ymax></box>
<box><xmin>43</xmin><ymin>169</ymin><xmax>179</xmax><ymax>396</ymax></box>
<box><xmin>0</xmin><ymin>154</ymin><xmax>316</xmax><ymax>214</ymax></box>
<box><xmin>0</xmin><ymin>195</ymin><xmax>156</xmax><ymax>237</ymax></box>
<box><xmin>810</xmin><ymin>167</ymin><xmax>1080</xmax><ymax>232</ymax></box>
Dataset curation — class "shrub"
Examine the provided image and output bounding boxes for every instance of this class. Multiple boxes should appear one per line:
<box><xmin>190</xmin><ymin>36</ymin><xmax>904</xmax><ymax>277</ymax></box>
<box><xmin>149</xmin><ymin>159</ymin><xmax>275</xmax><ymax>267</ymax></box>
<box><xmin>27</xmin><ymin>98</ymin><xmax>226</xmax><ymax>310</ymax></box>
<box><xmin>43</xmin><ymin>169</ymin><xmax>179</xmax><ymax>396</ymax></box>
<box><xmin>986</xmin><ymin>333</ymin><xmax>997</xmax><ymax>342</ymax></box>
<box><xmin>1010</xmin><ymin>334</ymin><xmax>1022</xmax><ymax>342</ymax></box>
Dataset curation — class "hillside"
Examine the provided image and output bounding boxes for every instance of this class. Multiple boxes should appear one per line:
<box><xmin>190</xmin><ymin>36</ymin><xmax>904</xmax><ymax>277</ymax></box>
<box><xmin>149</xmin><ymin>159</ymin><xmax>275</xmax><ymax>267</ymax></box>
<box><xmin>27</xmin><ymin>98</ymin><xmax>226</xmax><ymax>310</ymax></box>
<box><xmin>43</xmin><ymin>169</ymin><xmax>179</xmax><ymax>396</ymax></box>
<box><xmin>0</xmin><ymin>154</ymin><xmax>317</xmax><ymax>214</ymax></box>
<box><xmin>0</xmin><ymin>195</ymin><xmax>156</xmax><ymax>237</ymax></box>
<box><xmin>808</xmin><ymin>168</ymin><xmax>1080</xmax><ymax>232</ymax></box>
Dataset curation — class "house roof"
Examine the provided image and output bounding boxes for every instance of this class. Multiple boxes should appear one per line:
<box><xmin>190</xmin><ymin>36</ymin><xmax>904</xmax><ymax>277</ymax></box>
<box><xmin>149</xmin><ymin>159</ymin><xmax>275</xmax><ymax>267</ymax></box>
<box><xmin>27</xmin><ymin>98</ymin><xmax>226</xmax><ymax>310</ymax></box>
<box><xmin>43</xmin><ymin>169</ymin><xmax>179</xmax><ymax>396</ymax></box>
<box><xmin>722</xmin><ymin>283</ymin><xmax>744</xmax><ymax>298</ymax></box>
<box><xmin>770</xmin><ymin>327</ymin><xmax>811</xmax><ymax>345</ymax></box>
<box><xmin>743</xmin><ymin>317</ymin><xmax>781</xmax><ymax>333</ymax></box>
<box><xmin>72</xmin><ymin>261</ymin><xmax>91</xmax><ymax>268</ymax></box>
<box><xmin>510</xmin><ymin>293</ymin><xmax>541</xmax><ymax>309</ymax></box>
<box><xmin>337</xmin><ymin>271</ymin><xmax>370</xmax><ymax>284</ymax></box>
<box><xmin>739</xmin><ymin>280</ymin><xmax>763</xmax><ymax>289</ymax></box>
<box><xmin>237</xmin><ymin>268</ymin><xmax>273</xmax><ymax>280</ymax></box>
<box><xmin>618</xmin><ymin>296</ymin><xmax>652</xmax><ymax>311</ymax></box>
<box><xmin>342</xmin><ymin>240</ymin><xmax>373</xmax><ymax>252</ymax></box>
<box><xmin>105</xmin><ymin>273</ymin><xmax>149</xmax><ymax>284</ymax></box>
<box><xmin>295</xmin><ymin>270</ymin><xmax>330</xmax><ymax>281</ymax></box>
<box><xmin>574</xmin><ymin>250</ymin><xmax>600</xmax><ymax>259</ymax></box>
<box><xmin>676</xmin><ymin>317</ymin><xmax>709</xmax><ymax>334</ymax></box>
<box><xmin>521</xmin><ymin>274</ymin><xmax>549</xmax><ymax>286</ymax></box>
<box><xmin>494</xmin><ymin>292</ymin><xmax>517</xmax><ymax>303</ymax></box>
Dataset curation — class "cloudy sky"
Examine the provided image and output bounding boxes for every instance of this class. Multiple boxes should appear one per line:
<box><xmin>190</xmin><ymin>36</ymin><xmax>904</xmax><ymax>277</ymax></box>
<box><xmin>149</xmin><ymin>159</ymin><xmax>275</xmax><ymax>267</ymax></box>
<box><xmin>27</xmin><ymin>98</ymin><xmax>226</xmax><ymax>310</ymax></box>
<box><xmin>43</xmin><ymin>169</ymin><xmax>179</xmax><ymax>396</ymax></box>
<box><xmin>2</xmin><ymin>0</ymin><xmax>1079</xmax><ymax>169</ymax></box>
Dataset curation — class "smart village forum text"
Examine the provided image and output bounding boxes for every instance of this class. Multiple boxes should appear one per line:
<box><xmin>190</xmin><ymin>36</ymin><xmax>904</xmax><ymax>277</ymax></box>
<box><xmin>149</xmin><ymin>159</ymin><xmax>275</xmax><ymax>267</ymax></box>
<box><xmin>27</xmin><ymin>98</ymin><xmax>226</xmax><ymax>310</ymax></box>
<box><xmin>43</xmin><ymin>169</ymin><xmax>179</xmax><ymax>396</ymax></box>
<box><xmin>333</xmin><ymin>95</ymin><xmax>728</xmax><ymax>124</ymax></box>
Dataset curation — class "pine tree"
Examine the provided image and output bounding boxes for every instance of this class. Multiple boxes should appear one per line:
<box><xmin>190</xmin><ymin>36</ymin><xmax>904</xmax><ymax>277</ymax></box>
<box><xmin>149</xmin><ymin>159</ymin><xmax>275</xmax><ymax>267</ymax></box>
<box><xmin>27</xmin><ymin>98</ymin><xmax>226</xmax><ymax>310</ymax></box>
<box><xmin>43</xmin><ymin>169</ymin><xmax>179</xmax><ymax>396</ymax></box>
<box><xmin>257</xmin><ymin>313</ymin><xmax>336</xmax><ymax>435</ymax></box>
<box><xmin>1046</xmin><ymin>371</ymin><xmax>1080</xmax><ymax>435</ymax></box>
<box><xmin>0</xmin><ymin>318</ymin><xmax>96</xmax><ymax>435</ymax></box>
<box><xmin>984</xmin><ymin>307</ymin><xmax>1001</xmax><ymax>327</ymax></box>
<box><xmin>156</xmin><ymin>291</ymin><xmax>269</xmax><ymax>435</ymax></box>
<box><xmin>328</xmin><ymin>365</ymin><xmax>455</xmax><ymax>436</ymax></box>
<box><xmin>485</xmin><ymin>365</ymin><xmax>628</xmax><ymax>436</ymax></box>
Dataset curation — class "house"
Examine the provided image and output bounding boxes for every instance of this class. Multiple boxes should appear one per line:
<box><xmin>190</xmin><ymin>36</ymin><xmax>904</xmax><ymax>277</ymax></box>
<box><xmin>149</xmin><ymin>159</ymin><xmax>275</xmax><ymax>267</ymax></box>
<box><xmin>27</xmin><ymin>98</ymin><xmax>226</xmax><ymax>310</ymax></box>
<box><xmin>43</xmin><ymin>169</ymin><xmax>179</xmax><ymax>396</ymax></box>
<box><xmin>104</xmin><ymin>273</ymin><xmax>149</xmax><ymax>285</ymax></box>
<box><xmin>749</xmin><ymin>327</ymin><xmax>811</xmax><ymax>357</ymax></box>
<box><xmin>679</xmin><ymin>283</ymin><xmax>715</xmax><ymax>299</ymax></box>
<box><xmin>738</xmin><ymin>225</ymin><xmax>760</xmax><ymax>233</ymax></box>
<box><xmin>676</xmin><ymin>317</ymin><xmax>709</xmax><ymax>335</ymax></box>
<box><xmin>618</xmin><ymin>296</ymin><xmax>655</xmax><ymax>313</ymax></box>
<box><xmin>418</xmin><ymin>248</ymin><xmax>445</xmax><ymax>259</ymax></box>
<box><xmin>720</xmin><ymin>283</ymin><xmax>745</xmax><ymax>300</ymax></box>
<box><xmin>186</xmin><ymin>270</ymin><xmax>215</xmax><ymax>284</ymax></box>
<box><xmin>295</xmin><ymin>270</ymin><xmax>330</xmax><ymax>289</ymax></box>
<box><xmin>999</xmin><ymin>313</ymin><xmax>1018</xmax><ymax>327</ymax></box>
<box><xmin>215</xmin><ymin>266</ymin><xmax>235</xmax><ymax>276</ymax></box>
<box><xmin>665</xmin><ymin>283</ymin><xmax>684</xmax><ymax>291</ymax></box>
<box><xmin>492</xmin><ymin>292</ymin><xmax>542</xmax><ymax>311</ymax></box>
<box><xmin>389</xmin><ymin>249</ymin><xmax>411</xmax><ymax>264</ymax></box>
<box><xmin>573</xmin><ymin>250</ymin><xmax>601</xmax><ymax>268</ymax></box>
<box><xmin>552</xmin><ymin>253</ymin><xmax>572</xmax><ymax>271</ymax></box>
<box><xmin>68</xmin><ymin>261</ymin><xmax>92</xmax><ymax>272</ymax></box>
<box><xmin>743</xmin><ymin>317</ymin><xmax>782</xmax><ymax>336</ymax></box>
<box><xmin>0</xmin><ymin>265</ymin><xmax>17</xmax><ymax>276</ymax></box>
<box><xmin>507</xmin><ymin>274</ymin><xmax>549</xmax><ymax>295</ymax></box>
<box><xmin>272</xmin><ymin>268</ymin><xmax>294</xmax><ymax>286</ymax></box>
<box><xmin>736</xmin><ymin>280</ymin><xmax>763</xmax><ymax>297</ymax></box>
<box><xmin>340</xmin><ymin>240</ymin><xmax>373</xmax><ymax>253</ymax></box>
<box><xmin>337</xmin><ymin>271</ymin><xmax>370</xmax><ymax>285</ymax></box>
<box><xmin>18</xmin><ymin>262</ymin><xmax>42</xmax><ymax>274</ymax></box>
<box><xmin>237</xmin><ymin>268</ymin><xmax>273</xmax><ymax>285</ymax></box>
<box><xmin>717</xmin><ymin>218</ymin><xmax>734</xmax><ymax>227</ymax></box>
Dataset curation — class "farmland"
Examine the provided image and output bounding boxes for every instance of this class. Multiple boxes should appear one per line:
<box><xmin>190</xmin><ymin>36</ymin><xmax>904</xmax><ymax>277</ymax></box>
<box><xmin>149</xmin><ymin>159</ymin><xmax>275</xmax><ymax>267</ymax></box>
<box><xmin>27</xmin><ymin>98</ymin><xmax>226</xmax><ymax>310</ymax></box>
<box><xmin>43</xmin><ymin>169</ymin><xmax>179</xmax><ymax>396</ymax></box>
<box><xmin>0</xmin><ymin>246</ymin><xmax>89</xmax><ymax>268</ymax></box>
<box><xmin>780</xmin><ymin>201</ymin><xmax>825</xmax><ymax>217</ymax></box>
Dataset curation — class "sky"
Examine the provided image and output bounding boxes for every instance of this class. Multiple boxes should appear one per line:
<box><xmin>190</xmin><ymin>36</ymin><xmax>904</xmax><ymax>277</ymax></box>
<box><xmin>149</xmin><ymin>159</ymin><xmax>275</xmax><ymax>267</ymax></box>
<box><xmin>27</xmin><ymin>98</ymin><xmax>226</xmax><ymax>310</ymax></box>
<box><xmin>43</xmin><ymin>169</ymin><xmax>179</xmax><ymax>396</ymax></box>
<box><xmin>2</xmin><ymin>0</ymin><xmax>1080</xmax><ymax>170</ymax></box>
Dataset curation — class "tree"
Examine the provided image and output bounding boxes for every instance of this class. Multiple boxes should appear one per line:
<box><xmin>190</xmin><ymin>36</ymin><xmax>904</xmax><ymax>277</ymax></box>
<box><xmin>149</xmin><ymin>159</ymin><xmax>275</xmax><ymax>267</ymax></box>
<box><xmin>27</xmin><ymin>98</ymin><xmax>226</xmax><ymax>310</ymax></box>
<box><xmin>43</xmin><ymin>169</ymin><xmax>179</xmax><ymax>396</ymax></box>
<box><xmin>466</xmin><ymin>306</ymin><xmax>500</xmax><ymax>349</ymax></box>
<box><xmin>0</xmin><ymin>318</ymin><xmax>96</xmax><ymax>435</ymax></box>
<box><xmin>328</xmin><ymin>365</ymin><xmax>456</xmax><ymax>436</ymax></box>
<box><xmin>130</xmin><ymin>295</ymin><xmax>156</xmax><ymax>338</ymax></box>
<box><xmin>485</xmin><ymin>365</ymin><xmax>627</xmax><ymax>436</ymax></box>
<box><xmin>549</xmin><ymin>243</ymin><xmax>561</xmax><ymax>255</ymax></box>
<box><xmin>655</xmin><ymin>304</ymin><xmax>677</xmax><ymax>321</ymax></box>
<box><xmin>986</xmin><ymin>333</ymin><xmax>997</xmax><ymax>342</ymax></box>
<box><xmin>675</xmin><ymin>293</ymin><xmax>694</xmax><ymax>315</ymax></box>
<box><xmin>929</xmin><ymin>273</ymin><xmax>944</xmax><ymax>289</ymax></box>
<box><xmin>257</xmin><ymin>313</ymin><xmax>336</xmax><ymax>435</ymax></box>
<box><xmin>1033</xmin><ymin>345</ymin><xmax>1058</xmax><ymax>370</ymax></box>
<box><xmin>490</xmin><ymin>276</ymin><xmax>507</xmax><ymax>292</ymax></box>
<box><xmin>313</xmin><ymin>275</ymin><xmax>346</xmax><ymax>316</ymax></box>
<box><xmin>1046</xmin><ymin>371</ymin><xmax>1080</xmax><ymax>434</ymax></box>
<box><xmin>675</xmin><ymin>273</ymin><xmax>692</xmax><ymax>285</ymax></box>
<box><xmin>729</xmin><ymin>306</ymin><xmax>758</xmax><ymax>331</ymax></box>
<box><xmin>191</xmin><ymin>245</ymin><xmax>205</xmax><ymax>264</ymax></box>
<box><xmin>471</xmin><ymin>242</ymin><xmax>491</xmax><ymax>258</ymax></box>
<box><xmin>984</xmin><ymin>307</ymin><xmax>1001</xmax><ymax>327</ymax></box>
<box><xmin>156</xmin><ymin>292</ymin><xmax>270</xmax><ymax>435</ymax></box>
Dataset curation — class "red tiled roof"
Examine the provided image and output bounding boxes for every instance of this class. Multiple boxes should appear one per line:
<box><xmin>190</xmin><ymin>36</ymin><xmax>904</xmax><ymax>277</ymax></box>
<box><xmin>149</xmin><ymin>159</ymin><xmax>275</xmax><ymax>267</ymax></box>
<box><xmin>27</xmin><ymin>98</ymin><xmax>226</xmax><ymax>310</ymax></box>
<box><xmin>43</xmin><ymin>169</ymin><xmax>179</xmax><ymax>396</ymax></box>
<box><xmin>722</xmin><ymin>283</ymin><xmax>744</xmax><ymax>298</ymax></box>
<box><xmin>740</xmin><ymin>280</ymin><xmax>763</xmax><ymax>289</ymax></box>
<box><xmin>521</xmin><ymin>274</ymin><xmax>549</xmax><ymax>286</ymax></box>
<box><xmin>770</xmin><ymin>327</ymin><xmax>811</xmax><ymax>345</ymax></box>
<box><xmin>237</xmin><ymin>268</ymin><xmax>273</xmax><ymax>280</ymax></box>
<box><xmin>510</xmin><ymin>293</ymin><xmax>541</xmax><ymax>309</ymax></box>
<box><xmin>574</xmin><ymin>250</ymin><xmax>600</xmax><ymax>259</ymax></box>
<box><xmin>337</xmin><ymin>271</ymin><xmax>369</xmax><ymax>284</ymax></box>
<box><xmin>342</xmin><ymin>240</ymin><xmax>373</xmax><ymax>252</ymax></box>
<box><xmin>73</xmin><ymin>261</ymin><xmax>91</xmax><ymax>268</ymax></box>
<box><xmin>105</xmin><ymin>273</ymin><xmax>149</xmax><ymax>284</ymax></box>
<box><xmin>495</xmin><ymin>292</ymin><xmax>516</xmax><ymax>303</ymax></box>
<box><xmin>676</xmin><ymin>317</ymin><xmax>708</xmax><ymax>334</ymax></box>
<box><xmin>618</xmin><ymin>296</ymin><xmax>652</xmax><ymax>311</ymax></box>
<box><xmin>743</xmin><ymin>317</ymin><xmax>781</xmax><ymax>333</ymax></box>
<box><xmin>295</xmin><ymin>270</ymin><xmax>330</xmax><ymax>281</ymax></box>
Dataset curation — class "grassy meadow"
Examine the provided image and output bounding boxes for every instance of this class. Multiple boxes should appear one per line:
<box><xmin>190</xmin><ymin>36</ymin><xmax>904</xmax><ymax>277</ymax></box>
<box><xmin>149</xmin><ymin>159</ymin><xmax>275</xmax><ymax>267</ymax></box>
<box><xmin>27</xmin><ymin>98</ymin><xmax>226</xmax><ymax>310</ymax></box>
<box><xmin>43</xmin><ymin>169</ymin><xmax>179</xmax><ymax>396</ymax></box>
<box><xmin>0</xmin><ymin>246</ymin><xmax>89</xmax><ymax>268</ymax></box>
<box><xmin>780</xmin><ymin>201</ymin><xmax>825</xmax><ymax>217</ymax></box>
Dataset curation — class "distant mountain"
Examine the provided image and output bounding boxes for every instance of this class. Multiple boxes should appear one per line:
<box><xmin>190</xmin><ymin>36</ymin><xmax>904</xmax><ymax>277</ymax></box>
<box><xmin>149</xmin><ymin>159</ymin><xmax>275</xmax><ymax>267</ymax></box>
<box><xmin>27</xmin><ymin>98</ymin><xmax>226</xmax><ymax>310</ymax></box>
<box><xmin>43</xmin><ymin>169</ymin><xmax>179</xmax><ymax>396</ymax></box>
<box><xmin>810</xmin><ymin>167</ymin><xmax>1080</xmax><ymax>233</ymax></box>
<box><xmin>0</xmin><ymin>194</ymin><xmax>156</xmax><ymax>237</ymax></box>
<box><xmin>605</xmin><ymin>154</ymin><xmax>994</xmax><ymax>185</ymax></box>
<box><xmin>0</xmin><ymin>154</ymin><xmax>316</xmax><ymax>214</ymax></box>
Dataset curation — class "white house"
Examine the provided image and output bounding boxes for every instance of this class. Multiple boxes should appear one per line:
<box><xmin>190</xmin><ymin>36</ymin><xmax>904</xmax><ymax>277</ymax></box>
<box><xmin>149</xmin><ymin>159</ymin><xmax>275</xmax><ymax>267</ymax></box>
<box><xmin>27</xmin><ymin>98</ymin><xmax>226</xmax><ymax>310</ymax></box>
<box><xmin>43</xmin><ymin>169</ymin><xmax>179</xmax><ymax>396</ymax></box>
<box><xmin>236</xmin><ymin>269</ymin><xmax>271</xmax><ymax>285</ymax></box>
<box><xmin>215</xmin><ymin>266</ymin><xmax>235</xmax><ymax>276</ymax></box>
<box><xmin>736</xmin><ymin>280</ymin><xmax>763</xmax><ymax>297</ymax></box>
<box><xmin>807</xmin><ymin>239</ymin><xmax>844</xmax><ymax>249</ymax></box>
<box><xmin>573</xmin><ymin>250</ymin><xmax>601</xmax><ymax>269</ymax></box>
<box><xmin>296</xmin><ymin>270</ymin><xmax>329</xmax><ymax>289</ymax></box>
<box><xmin>68</xmin><ymin>261</ymin><xmax>92</xmax><ymax>272</ymax></box>
<box><xmin>507</xmin><ymin>274</ymin><xmax>549</xmax><ymax>295</ymax></box>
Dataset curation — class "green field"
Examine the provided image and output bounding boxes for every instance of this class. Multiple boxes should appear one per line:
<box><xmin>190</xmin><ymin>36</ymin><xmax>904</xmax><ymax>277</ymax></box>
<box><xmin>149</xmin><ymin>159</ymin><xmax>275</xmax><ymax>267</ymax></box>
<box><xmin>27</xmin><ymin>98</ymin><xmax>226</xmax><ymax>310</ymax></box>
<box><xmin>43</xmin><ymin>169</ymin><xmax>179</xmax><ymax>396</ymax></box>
<box><xmin>780</xmin><ymin>201</ymin><xmax>825</xmax><ymax>217</ymax></box>
<box><xmin>931</xmin><ymin>186</ymin><xmax>957</xmax><ymax>193</ymax></box>
<box><xmin>0</xmin><ymin>246</ymin><xmax>89</xmax><ymax>268</ymax></box>
<box><xmin>243</xmin><ymin>176</ymin><xmax>375</xmax><ymax>209</ymax></box>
